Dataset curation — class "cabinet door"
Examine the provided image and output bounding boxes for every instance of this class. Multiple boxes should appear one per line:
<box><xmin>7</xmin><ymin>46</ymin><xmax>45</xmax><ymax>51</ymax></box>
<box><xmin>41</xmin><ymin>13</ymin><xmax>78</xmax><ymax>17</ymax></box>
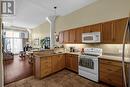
<box><xmin>69</xmin><ymin>29</ymin><xmax>76</xmax><ymax>43</ymax></box>
<box><xmin>90</xmin><ymin>23</ymin><xmax>102</xmax><ymax>32</ymax></box>
<box><xmin>65</xmin><ymin>54</ymin><xmax>71</xmax><ymax>69</ymax></box>
<box><xmin>63</xmin><ymin>30</ymin><xmax>69</xmax><ymax>43</ymax></box>
<box><xmin>75</xmin><ymin>27</ymin><xmax>84</xmax><ymax>43</ymax></box>
<box><xmin>59</xmin><ymin>55</ymin><xmax>65</xmax><ymax>70</ymax></box>
<box><xmin>71</xmin><ymin>55</ymin><xmax>78</xmax><ymax>73</ymax></box>
<box><xmin>113</xmin><ymin>18</ymin><xmax>128</xmax><ymax>43</ymax></box>
<box><xmin>40</xmin><ymin>57</ymin><xmax>52</xmax><ymax>77</ymax></box>
<box><xmin>99</xmin><ymin>59</ymin><xmax>124</xmax><ymax>87</ymax></box>
<box><xmin>59</xmin><ymin>31</ymin><xmax>64</xmax><ymax>43</ymax></box>
<box><xmin>102</xmin><ymin>21</ymin><xmax>114</xmax><ymax>43</ymax></box>
<box><xmin>52</xmin><ymin>55</ymin><xmax>59</xmax><ymax>73</ymax></box>
<box><xmin>83</xmin><ymin>26</ymin><xmax>90</xmax><ymax>33</ymax></box>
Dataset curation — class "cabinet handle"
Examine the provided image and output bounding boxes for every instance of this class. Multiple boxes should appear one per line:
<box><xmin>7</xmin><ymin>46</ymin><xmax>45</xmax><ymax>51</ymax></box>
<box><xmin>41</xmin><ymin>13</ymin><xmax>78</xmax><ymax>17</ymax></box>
<box><xmin>112</xmin><ymin>23</ymin><xmax>115</xmax><ymax>41</ymax></box>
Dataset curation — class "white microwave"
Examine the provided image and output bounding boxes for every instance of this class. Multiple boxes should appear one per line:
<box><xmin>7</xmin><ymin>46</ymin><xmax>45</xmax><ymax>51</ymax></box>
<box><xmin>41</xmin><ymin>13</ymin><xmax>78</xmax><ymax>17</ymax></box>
<box><xmin>82</xmin><ymin>32</ymin><xmax>101</xmax><ymax>43</ymax></box>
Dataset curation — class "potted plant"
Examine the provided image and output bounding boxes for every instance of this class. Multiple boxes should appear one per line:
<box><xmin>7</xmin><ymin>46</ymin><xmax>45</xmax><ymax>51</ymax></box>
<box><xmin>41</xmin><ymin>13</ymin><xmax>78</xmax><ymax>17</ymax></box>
<box><xmin>40</xmin><ymin>38</ymin><xmax>45</xmax><ymax>48</ymax></box>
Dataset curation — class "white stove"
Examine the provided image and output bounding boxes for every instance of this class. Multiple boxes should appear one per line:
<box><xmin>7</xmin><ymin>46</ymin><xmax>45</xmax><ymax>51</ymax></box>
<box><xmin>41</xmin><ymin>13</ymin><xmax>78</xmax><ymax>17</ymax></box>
<box><xmin>79</xmin><ymin>48</ymin><xmax>102</xmax><ymax>82</ymax></box>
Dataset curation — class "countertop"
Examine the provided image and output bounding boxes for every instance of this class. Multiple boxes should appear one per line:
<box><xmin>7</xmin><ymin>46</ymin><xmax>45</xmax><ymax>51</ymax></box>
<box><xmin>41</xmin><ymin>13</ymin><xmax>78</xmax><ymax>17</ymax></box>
<box><xmin>100</xmin><ymin>55</ymin><xmax>130</xmax><ymax>63</ymax></box>
<box><xmin>34</xmin><ymin>51</ymin><xmax>130</xmax><ymax>63</ymax></box>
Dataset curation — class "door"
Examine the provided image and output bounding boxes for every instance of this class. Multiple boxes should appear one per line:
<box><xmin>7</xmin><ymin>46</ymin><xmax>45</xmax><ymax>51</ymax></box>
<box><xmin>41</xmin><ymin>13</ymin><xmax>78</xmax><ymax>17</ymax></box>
<box><xmin>102</xmin><ymin>21</ymin><xmax>114</xmax><ymax>43</ymax></box>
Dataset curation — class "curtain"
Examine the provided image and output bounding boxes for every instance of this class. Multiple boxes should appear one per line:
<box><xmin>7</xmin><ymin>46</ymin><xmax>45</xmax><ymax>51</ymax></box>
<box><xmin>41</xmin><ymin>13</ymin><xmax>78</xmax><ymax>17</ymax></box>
<box><xmin>4</xmin><ymin>38</ymin><xmax>23</xmax><ymax>54</ymax></box>
<box><xmin>3</xmin><ymin>30</ymin><xmax>28</xmax><ymax>54</ymax></box>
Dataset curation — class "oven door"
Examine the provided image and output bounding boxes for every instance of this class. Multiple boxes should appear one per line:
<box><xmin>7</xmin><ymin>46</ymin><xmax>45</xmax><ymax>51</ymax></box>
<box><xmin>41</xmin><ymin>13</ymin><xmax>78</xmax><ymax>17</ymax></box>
<box><xmin>79</xmin><ymin>55</ymin><xmax>98</xmax><ymax>74</ymax></box>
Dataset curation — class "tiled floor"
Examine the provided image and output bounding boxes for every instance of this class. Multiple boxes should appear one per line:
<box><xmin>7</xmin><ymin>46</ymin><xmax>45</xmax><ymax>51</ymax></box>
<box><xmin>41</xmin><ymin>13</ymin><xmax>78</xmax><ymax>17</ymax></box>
<box><xmin>4</xmin><ymin>55</ymin><xmax>33</xmax><ymax>84</ymax></box>
<box><xmin>5</xmin><ymin>70</ymin><xmax>110</xmax><ymax>87</ymax></box>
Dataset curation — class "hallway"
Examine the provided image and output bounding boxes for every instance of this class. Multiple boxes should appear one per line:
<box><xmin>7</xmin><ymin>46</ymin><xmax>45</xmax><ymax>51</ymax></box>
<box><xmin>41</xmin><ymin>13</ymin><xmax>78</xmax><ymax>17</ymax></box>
<box><xmin>4</xmin><ymin>55</ymin><xmax>33</xmax><ymax>85</ymax></box>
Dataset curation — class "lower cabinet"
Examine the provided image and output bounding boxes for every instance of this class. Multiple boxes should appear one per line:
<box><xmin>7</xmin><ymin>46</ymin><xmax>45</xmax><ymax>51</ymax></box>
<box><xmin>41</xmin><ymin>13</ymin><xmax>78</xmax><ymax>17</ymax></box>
<box><xmin>52</xmin><ymin>54</ymin><xmax>65</xmax><ymax>73</ymax></box>
<box><xmin>40</xmin><ymin>57</ymin><xmax>52</xmax><ymax>78</ymax></box>
<box><xmin>99</xmin><ymin>59</ymin><xmax>125</xmax><ymax>87</ymax></box>
<box><xmin>34</xmin><ymin>54</ymin><xmax>78</xmax><ymax>79</ymax></box>
<box><xmin>65</xmin><ymin>54</ymin><xmax>78</xmax><ymax>73</ymax></box>
<box><xmin>35</xmin><ymin>54</ymin><xmax>65</xmax><ymax>79</ymax></box>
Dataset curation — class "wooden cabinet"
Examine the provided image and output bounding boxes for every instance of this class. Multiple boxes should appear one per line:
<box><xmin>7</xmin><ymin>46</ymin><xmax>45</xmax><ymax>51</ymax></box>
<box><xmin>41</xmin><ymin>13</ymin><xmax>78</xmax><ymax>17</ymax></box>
<box><xmin>71</xmin><ymin>55</ymin><xmax>78</xmax><ymax>72</ymax></box>
<box><xmin>63</xmin><ymin>30</ymin><xmax>69</xmax><ymax>43</ymax></box>
<box><xmin>102</xmin><ymin>21</ymin><xmax>114</xmax><ymax>43</ymax></box>
<box><xmin>102</xmin><ymin>18</ymin><xmax>128</xmax><ymax>44</ymax></box>
<box><xmin>35</xmin><ymin>54</ymin><xmax>65</xmax><ymax>79</ymax></box>
<box><xmin>83</xmin><ymin>26</ymin><xmax>90</xmax><ymax>33</ymax></box>
<box><xmin>69</xmin><ymin>29</ymin><xmax>76</xmax><ymax>43</ymax></box>
<box><xmin>40</xmin><ymin>57</ymin><xmax>52</xmax><ymax>78</ymax></box>
<box><xmin>65</xmin><ymin>54</ymin><xmax>78</xmax><ymax>73</ymax></box>
<box><xmin>59</xmin><ymin>54</ymin><xmax>65</xmax><ymax>70</ymax></box>
<box><xmin>59</xmin><ymin>17</ymin><xmax>128</xmax><ymax>44</ymax></box>
<box><xmin>65</xmin><ymin>54</ymin><xmax>71</xmax><ymax>69</ymax></box>
<box><xmin>113</xmin><ymin>18</ymin><xmax>128</xmax><ymax>43</ymax></box>
<box><xmin>75</xmin><ymin>27</ymin><xmax>84</xmax><ymax>43</ymax></box>
<box><xmin>90</xmin><ymin>23</ymin><xmax>102</xmax><ymax>32</ymax></box>
<box><xmin>52</xmin><ymin>54</ymin><xmax>65</xmax><ymax>73</ymax></box>
<box><xmin>99</xmin><ymin>59</ymin><xmax>125</xmax><ymax>87</ymax></box>
<box><xmin>51</xmin><ymin>55</ymin><xmax>59</xmax><ymax>73</ymax></box>
<box><xmin>34</xmin><ymin>56</ymin><xmax>52</xmax><ymax>79</ymax></box>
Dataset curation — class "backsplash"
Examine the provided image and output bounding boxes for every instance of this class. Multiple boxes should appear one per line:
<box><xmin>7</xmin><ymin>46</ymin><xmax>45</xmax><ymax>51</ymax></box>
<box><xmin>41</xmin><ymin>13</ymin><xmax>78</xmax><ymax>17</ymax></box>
<box><xmin>64</xmin><ymin>44</ymin><xmax>130</xmax><ymax>57</ymax></box>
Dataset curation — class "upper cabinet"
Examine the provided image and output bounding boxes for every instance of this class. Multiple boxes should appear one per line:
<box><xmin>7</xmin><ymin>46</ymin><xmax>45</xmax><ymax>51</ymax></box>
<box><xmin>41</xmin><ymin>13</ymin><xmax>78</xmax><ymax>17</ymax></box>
<box><xmin>90</xmin><ymin>23</ymin><xmax>102</xmax><ymax>32</ymax></box>
<box><xmin>83</xmin><ymin>26</ymin><xmax>90</xmax><ymax>33</ymax></box>
<box><xmin>102</xmin><ymin>21</ymin><xmax>114</xmax><ymax>43</ymax></box>
<box><xmin>63</xmin><ymin>30</ymin><xmax>69</xmax><ymax>43</ymax></box>
<box><xmin>113</xmin><ymin>18</ymin><xmax>128</xmax><ymax>43</ymax></box>
<box><xmin>59</xmin><ymin>17</ymin><xmax>128</xmax><ymax>44</ymax></box>
<box><xmin>69</xmin><ymin>29</ymin><xmax>76</xmax><ymax>43</ymax></box>
<box><xmin>75</xmin><ymin>27</ymin><xmax>84</xmax><ymax>43</ymax></box>
<box><xmin>102</xmin><ymin>18</ymin><xmax>128</xmax><ymax>44</ymax></box>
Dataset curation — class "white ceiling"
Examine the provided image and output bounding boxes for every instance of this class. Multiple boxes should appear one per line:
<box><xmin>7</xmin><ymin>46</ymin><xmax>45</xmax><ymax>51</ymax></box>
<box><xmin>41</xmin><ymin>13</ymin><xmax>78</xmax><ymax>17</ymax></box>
<box><xmin>3</xmin><ymin>0</ymin><xmax>97</xmax><ymax>29</ymax></box>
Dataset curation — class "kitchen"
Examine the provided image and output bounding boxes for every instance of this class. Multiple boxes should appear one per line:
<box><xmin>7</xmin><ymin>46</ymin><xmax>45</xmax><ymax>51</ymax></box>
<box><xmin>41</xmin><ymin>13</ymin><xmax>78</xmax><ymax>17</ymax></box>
<box><xmin>0</xmin><ymin>0</ymin><xmax>130</xmax><ymax>87</ymax></box>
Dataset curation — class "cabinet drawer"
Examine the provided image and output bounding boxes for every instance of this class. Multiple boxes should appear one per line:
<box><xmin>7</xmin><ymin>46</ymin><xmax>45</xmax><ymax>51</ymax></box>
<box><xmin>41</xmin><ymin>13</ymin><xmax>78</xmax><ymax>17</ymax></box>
<box><xmin>100</xmin><ymin>63</ymin><xmax>122</xmax><ymax>74</ymax></box>
<box><xmin>100</xmin><ymin>73</ymin><xmax>123</xmax><ymax>87</ymax></box>
<box><xmin>100</xmin><ymin>59</ymin><xmax>122</xmax><ymax>67</ymax></box>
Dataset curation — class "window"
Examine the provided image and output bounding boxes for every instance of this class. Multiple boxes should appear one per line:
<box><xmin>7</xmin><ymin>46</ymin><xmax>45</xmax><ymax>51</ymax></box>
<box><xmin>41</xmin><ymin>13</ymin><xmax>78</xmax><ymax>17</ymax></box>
<box><xmin>3</xmin><ymin>30</ymin><xmax>25</xmax><ymax>54</ymax></box>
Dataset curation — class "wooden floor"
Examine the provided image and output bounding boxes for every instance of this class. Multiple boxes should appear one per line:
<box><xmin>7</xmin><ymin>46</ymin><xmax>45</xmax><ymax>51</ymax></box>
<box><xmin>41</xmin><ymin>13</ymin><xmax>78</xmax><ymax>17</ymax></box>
<box><xmin>5</xmin><ymin>70</ymin><xmax>110</xmax><ymax>87</ymax></box>
<box><xmin>4</xmin><ymin>55</ymin><xmax>33</xmax><ymax>85</ymax></box>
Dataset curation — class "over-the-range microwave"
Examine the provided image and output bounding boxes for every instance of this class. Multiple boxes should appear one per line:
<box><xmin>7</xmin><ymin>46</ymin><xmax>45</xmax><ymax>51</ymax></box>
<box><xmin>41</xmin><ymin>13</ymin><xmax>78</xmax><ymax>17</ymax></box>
<box><xmin>82</xmin><ymin>32</ymin><xmax>101</xmax><ymax>43</ymax></box>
